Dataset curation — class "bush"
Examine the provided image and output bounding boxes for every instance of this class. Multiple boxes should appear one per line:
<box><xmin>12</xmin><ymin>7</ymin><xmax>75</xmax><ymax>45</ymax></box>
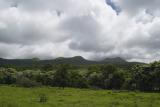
<box><xmin>38</xmin><ymin>94</ymin><xmax>48</xmax><ymax>103</ymax></box>
<box><xmin>16</xmin><ymin>77</ymin><xmax>41</xmax><ymax>88</ymax></box>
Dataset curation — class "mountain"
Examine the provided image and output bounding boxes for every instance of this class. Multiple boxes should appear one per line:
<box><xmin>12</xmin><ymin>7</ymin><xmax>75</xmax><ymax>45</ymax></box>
<box><xmin>44</xmin><ymin>56</ymin><xmax>92</xmax><ymax>65</ymax></box>
<box><xmin>102</xmin><ymin>57</ymin><xmax>127</xmax><ymax>63</ymax></box>
<box><xmin>0</xmin><ymin>56</ymin><xmax>142</xmax><ymax>67</ymax></box>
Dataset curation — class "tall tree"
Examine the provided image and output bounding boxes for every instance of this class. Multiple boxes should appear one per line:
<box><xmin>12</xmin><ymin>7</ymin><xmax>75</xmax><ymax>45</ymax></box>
<box><xmin>53</xmin><ymin>65</ymin><xmax>70</xmax><ymax>88</ymax></box>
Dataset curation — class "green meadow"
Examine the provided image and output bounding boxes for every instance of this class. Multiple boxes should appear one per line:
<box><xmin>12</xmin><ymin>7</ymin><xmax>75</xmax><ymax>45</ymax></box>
<box><xmin>0</xmin><ymin>86</ymin><xmax>160</xmax><ymax>107</ymax></box>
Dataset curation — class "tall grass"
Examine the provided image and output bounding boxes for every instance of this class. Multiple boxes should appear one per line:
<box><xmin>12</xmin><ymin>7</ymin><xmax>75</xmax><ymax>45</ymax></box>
<box><xmin>0</xmin><ymin>86</ymin><xmax>160</xmax><ymax>107</ymax></box>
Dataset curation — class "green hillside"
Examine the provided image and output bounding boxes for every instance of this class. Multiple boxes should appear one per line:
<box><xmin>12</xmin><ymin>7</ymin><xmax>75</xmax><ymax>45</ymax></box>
<box><xmin>0</xmin><ymin>56</ymin><xmax>143</xmax><ymax>68</ymax></box>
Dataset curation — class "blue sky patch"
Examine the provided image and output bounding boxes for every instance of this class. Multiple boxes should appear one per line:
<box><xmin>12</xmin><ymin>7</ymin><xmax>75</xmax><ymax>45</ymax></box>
<box><xmin>106</xmin><ymin>0</ymin><xmax>121</xmax><ymax>15</ymax></box>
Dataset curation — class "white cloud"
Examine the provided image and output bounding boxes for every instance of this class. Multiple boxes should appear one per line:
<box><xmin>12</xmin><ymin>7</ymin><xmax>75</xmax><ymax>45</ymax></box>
<box><xmin>114</xmin><ymin>0</ymin><xmax>160</xmax><ymax>16</ymax></box>
<box><xmin>0</xmin><ymin>0</ymin><xmax>160</xmax><ymax>62</ymax></box>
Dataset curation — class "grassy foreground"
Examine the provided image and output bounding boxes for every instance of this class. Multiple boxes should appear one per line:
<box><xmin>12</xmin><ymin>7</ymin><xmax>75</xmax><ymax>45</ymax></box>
<box><xmin>0</xmin><ymin>86</ymin><xmax>160</xmax><ymax>107</ymax></box>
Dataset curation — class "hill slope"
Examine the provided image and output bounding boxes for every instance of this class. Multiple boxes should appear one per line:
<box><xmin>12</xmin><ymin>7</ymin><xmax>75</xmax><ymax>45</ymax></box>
<box><xmin>0</xmin><ymin>56</ymin><xmax>142</xmax><ymax>67</ymax></box>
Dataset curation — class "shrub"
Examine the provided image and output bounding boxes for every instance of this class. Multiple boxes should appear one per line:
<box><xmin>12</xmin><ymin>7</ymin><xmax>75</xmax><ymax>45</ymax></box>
<box><xmin>16</xmin><ymin>77</ymin><xmax>41</xmax><ymax>88</ymax></box>
<box><xmin>38</xmin><ymin>94</ymin><xmax>48</xmax><ymax>103</ymax></box>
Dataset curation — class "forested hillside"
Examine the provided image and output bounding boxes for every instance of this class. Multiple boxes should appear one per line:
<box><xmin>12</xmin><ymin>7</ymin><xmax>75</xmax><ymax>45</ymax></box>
<box><xmin>0</xmin><ymin>60</ymin><xmax>159</xmax><ymax>91</ymax></box>
<box><xmin>0</xmin><ymin>56</ymin><xmax>142</xmax><ymax>68</ymax></box>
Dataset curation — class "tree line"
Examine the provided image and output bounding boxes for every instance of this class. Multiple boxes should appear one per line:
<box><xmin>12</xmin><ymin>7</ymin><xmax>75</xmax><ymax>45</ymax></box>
<box><xmin>0</xmin><ymin>61</ymin><xmax>160</xmax><ymax>91</ymax></box>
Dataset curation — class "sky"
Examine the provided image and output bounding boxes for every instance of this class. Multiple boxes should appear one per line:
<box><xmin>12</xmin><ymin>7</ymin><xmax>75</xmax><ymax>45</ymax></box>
<box><xmin>0</xmin><ymin>0</ymin><xmax>160</xmax><ymax>62</ymax></box>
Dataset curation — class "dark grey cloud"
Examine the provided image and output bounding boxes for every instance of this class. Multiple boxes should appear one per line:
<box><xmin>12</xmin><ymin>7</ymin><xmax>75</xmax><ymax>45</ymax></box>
<box><xmin>60</xmin><ymin>15</ymin><xmax>112</xmax><ymax>52</ymax></box>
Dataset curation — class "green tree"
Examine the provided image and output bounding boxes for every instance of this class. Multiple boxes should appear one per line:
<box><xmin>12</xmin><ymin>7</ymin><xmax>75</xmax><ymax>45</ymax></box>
<box><xmin>92</xmin><ymin>65</ymin><xmax>125</xmax><ymax>89</ymax></box>
<box><xmin>69</xmin><ymin>71</ymin><xmax>88</xmax><ymax>88</ymax></box>
<box><xmin>53</xmin><ymin>65</ymin><xmax>70</xmax><ymax>88</ymax></box>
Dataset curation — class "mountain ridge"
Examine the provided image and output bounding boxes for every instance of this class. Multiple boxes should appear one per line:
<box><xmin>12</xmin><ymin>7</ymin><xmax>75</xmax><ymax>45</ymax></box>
<box><xmin>0</xmin><ymin>56</ymin><xmax>143</xmax><ymax>67</ymax></box>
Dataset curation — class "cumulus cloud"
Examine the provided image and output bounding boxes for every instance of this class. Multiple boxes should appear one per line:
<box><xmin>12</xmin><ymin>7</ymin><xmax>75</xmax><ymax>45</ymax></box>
<box><xmin>0</xmin><ymin>0</ymin><xmax>160</xmax><ymax>62</ymax></box>
<box><xmin>114</xmin><ymin>0</ymin><xmax>160</xmax><ymax>16</ymax></box>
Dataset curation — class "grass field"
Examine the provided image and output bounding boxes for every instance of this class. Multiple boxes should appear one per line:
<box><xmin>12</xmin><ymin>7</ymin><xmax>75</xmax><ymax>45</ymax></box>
<box><xmin>0</xmin><ymin>86</ymin><xmax>160</xmax><ymax>107</ymax></box>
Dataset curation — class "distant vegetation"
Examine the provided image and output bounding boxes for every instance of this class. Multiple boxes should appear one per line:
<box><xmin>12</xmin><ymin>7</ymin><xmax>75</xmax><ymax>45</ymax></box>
<box><xmin>0</xmin><ymin>56</ymin><xmax>160</xmax><ymax>91</ymax></box>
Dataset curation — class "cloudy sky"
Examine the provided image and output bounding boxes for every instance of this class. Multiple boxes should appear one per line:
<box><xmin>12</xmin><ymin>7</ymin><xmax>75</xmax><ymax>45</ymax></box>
<box><xmin>0</xmin><ymin>0</ymin><xmax>160</xmax><ymax>62</ymax></box>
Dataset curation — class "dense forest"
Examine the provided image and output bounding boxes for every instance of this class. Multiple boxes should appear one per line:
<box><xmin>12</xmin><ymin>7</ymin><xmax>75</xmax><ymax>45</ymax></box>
<box><xmin>0</xmin><ymin>57</ymin><xmax>160</xmax><ymax>92</ymax></box>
